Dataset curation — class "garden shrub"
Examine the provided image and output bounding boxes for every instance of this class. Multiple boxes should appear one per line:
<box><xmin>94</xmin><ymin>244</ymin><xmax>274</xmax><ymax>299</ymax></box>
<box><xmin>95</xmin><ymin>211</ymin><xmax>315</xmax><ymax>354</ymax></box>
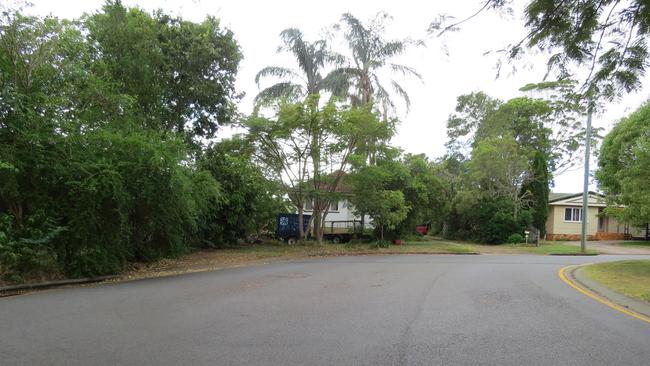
<box><xmin>506</xmin><ymin>233</ymin><xmax>525</xmax><ymax>244</ymax></box>
<box><xmin>0</xmin><ymin>212</ymin><xmax>63</xmax><ymax>282</ymax></box>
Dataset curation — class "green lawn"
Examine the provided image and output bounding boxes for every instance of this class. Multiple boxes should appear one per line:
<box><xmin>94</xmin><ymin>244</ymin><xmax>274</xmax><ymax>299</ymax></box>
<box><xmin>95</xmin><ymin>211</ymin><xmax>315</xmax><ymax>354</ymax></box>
<box><xmin>445</xmin><ymin>241</ymin><xmax>598</xmax><ymax>255</ymax></box>
<box><xmin>583</xmin><ymin>260</ymin><xmax>650</xmax><ymax>303</ymax></box>
<box><xmin>505</xmin><ymin>243</ymin><xmax>598</xmax><ymax>255</ymax></box>
<box><xmin>379</xmin><ymin>241</ymin><xmax>478</xmax><ymax>254</ymax></box>
<box><xmin>618</xmin><ymin>241</ymin><xmax>650</xmax><ymax>248</ymax></box>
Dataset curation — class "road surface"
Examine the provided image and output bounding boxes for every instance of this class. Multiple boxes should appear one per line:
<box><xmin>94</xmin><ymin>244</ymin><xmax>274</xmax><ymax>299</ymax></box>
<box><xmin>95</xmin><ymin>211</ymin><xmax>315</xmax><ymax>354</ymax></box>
<box><xmin>1</xmin><ymin>255</ymin><xmax>649</xmax><ymax>365</ymax></box>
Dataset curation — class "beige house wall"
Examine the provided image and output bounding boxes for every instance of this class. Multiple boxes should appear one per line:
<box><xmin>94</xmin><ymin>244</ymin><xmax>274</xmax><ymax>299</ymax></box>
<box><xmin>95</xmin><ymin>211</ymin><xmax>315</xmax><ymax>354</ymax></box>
<box><xmin>546</xmin><ymin>193</ymin><xmax>648</xmax><ymax>240</ymax></box>
<box><xmin>549</xmin><ymin>205</ymin><xmax>599</xmax><ymax>235</ymax></box>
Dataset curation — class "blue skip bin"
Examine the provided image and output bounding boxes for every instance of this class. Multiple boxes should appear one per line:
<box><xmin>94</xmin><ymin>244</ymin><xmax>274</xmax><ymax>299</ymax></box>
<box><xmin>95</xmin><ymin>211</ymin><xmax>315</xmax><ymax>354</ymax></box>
<box><xmin>276</xmin><ymin>213</ymin><xmax>311</xmax><ymax>244</ymax></box>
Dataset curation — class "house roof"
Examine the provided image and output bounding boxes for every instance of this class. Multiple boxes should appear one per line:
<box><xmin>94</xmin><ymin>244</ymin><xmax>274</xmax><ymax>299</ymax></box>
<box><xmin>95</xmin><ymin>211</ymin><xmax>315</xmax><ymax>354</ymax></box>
<box><xmin>548</xmin><ymin>191</ymin><xmax>606</xmax><ymax>207</ymax></box>
<box><xmin>295</xmin><ymin>171</ymin><xmax>353</xmax><ymax>194</ymax></box>
<box><xmin>548</xmin><ymin>192</ymin><xmax>575</xmax><ymax>202</ymax></box>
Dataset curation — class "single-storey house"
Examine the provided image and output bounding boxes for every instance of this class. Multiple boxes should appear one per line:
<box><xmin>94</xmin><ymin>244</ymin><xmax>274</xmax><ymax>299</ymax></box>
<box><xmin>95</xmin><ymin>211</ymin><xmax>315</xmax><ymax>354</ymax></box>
<box><xmin>546</xmin><ymin>191</ymin><xmax>649</xmax><ymax>241</ymax></box>
<box><xmin>302</xmin><ymin>172</ymin><xmax>372</xmax><ymax>235</ymax></box>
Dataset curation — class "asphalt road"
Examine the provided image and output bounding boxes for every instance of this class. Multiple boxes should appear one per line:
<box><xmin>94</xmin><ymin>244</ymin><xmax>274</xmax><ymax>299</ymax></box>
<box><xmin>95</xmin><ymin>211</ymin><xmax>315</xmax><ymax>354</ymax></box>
<box><xmin>2</xmin><ymin>255</ymin><xmax>650</xmax><ymax>365</ymax></box>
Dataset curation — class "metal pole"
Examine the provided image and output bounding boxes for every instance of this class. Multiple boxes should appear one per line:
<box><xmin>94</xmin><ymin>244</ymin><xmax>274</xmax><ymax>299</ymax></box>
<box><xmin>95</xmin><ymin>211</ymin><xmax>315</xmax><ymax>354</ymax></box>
<box><xmin>580</xmin><ymin>105</ymin><xmax>593</xmax><ymax>253</ymax></box>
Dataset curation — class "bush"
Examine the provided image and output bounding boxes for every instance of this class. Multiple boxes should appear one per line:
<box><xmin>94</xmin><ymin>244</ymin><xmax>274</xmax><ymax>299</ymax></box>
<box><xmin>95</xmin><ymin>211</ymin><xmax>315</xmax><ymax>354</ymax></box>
<box><xmin>506</xmin><ymin>233</ymin><xmax>525</xmax><ymax>244</ymax></box>
<box><xmin>0</xmin><ymin>213</ymin><xmax>63</xmax><ymax>282</ymax></box>
<box><xmin>369</xmin><ymin>240</ymin><xmax>391</xmax><ymax>249</ymax></box>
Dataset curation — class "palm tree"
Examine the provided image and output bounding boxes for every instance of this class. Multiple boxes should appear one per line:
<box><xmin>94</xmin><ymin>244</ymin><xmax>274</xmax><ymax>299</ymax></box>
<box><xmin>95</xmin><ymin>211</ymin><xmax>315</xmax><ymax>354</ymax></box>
<box><xmin>335</xmin><ymin>12</ymin><xmax>422</xmax><ymax>117</ymax></box>
<box><xmin>254</xmin><ymin>28</ymin><xmax>346</xmax><ymax>105</ymax></box>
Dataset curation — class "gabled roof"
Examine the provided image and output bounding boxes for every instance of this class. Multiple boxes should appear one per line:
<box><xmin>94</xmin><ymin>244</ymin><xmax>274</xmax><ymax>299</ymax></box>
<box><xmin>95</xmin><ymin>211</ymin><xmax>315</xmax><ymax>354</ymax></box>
<box><xmin>548</xmin><ymin>192</ymin><xmax>575</xmax><ymax>202</ymax></box>
<box><xmin>548</xmin><ymin>191</ymin><xmax>606</xmax><ymax>207</ymax></box>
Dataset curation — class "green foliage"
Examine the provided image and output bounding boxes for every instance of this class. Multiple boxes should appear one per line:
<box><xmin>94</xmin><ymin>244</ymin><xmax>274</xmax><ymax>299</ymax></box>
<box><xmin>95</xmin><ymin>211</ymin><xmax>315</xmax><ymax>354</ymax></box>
<box><xmin>521</xmin><ymin>152</ymin><xmax>550</xmax><ymax>236</ymax></box>
<box><xmin>0</xmin><ymin>212</ymin><xmax>63</xmax><ymax>282</ymax></box>
<box><xmin>86</xmin><ymin>0</ymin><xmax>242</xmax><ymax>140</ymax></box>
<box><xmin>254</xmin><ymin>28</ymin><xmax>345</xmax><ymax>105</ymax></box>
<box><xmin>336</xmin><ymin>12</ymin><xmax>422</xmax><ymax>116</ymax></box>
<box><xmin>521</xmin><ymin>0</ymin><xmax>650</xmax><ymax>101</ymax></box>
<box><xmin>350</xmin><ymin>153</ymin><xmax>449</xmax><ymax>240</ymax></box>
<box><xmin>0</xmin><ymin>6</ymin><xmax>272</xmax><ymax>282</ymax></box>
<box><xmin>506</xmin><ymin>233</ymin><xmax>525</xmax><ymax>244</ymax></box>
<box><xmin>597</xmin><ymin>101</ymin><xmax>650</xmax><ymax>226</ymax></box>
<box><xmin>467</xmin><ymin>197</ymin><xmax>531</xmax><ymax>244</ymax></box>
<box><xmin>246</xmin><ymin>98</ymin><xmax>392</xmax><ymax>242</ymax></box>
<box><xmin>198</xmin><ymin>139</ymin><xmax>288</xmax><ymax>246</ymax></box>
<box><xmin>447</xmin><ymin>92</ymin><xmax>586</xmax><ymax>173</ymax></box>
<box><xmin>434</xmin><ymin>1</ymin><xmax>650</xmax><ymax>102</ymax></box>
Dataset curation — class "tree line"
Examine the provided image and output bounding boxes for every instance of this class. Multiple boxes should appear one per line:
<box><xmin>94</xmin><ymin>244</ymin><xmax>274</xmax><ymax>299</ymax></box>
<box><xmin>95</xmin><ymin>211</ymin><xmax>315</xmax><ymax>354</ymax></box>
<box><xmin>2</xmin><ymin>0</ymin><xmax>650</xmax><ymax>283</ymax></box>
<box><xmin>0</xmin><ymin>1</ymin><xmax>286</xmax><ymax>281</ymax></box>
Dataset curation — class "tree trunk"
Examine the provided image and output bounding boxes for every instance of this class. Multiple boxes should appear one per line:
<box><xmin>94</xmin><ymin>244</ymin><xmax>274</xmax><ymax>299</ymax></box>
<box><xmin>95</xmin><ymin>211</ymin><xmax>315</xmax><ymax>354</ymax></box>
<box><xmin>312</xmin><ymin>203</ymin><xmax>322</xmax><ymax>244</ymax></box>
<box><xmin>319</xmin><ymin>209</ymin><xmax>329</xmax><ymax>243</ymax></box>
<box><xmin>513</xmin><ymin>191</ymin><xmax>519</xmax><ymax>222</ymax></box>
<box><xmin>298</xmin><ymin>206</ymin><xmax>305</xmax><ymax>241</ymax></box>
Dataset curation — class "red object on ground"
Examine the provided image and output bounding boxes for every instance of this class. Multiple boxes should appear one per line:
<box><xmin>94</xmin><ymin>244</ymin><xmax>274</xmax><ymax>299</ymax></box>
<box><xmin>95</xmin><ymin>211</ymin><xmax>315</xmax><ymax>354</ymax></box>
<box><xmin>415</xmin><ymin>225</ymin><xmax>428</xmax><ymax>235</ymax></box>
<box><xmin>393</xmin><ymin>239</ymin><xmax>403</xmax><ymax>245</ymax></box>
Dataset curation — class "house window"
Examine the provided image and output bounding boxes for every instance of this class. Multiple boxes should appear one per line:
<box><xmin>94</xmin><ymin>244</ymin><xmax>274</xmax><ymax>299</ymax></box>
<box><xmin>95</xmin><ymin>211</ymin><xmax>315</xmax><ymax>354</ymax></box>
<box><xmin>305</xmin><ymin>200</ymin><xmax>313</xmax><ymax>211</ymax></box>
<box><xmin>330</xmin><ymin>201</ymin><xmax>339</xmax><ymax>211</ymax></box>
<box><xmin>564</xmin><ymin>208</ymin><xmax>582</xmax><ymax>222</ymax></box>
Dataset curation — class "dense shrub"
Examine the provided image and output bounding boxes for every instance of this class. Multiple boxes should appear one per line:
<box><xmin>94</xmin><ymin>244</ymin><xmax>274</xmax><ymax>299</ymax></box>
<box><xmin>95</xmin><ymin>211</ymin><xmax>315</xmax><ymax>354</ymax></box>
<box><xmin>0</xmin><ymin>128</ymin><xmax>225</xmax><ymax>279</ymax></box>
<box><xmin>445</xmin><ymin>196</ymin><xmax>532</xmax><ymax>244</ymax></box>
<box><xmin>506</xmin><ymin>233</ymin><xmax>525</xmax><ymax>244</ymax></box>
<box><xmin>0</xmin><ymin>213</ymin><xmax>63</xmax><ymax>282</ymax></box>
<box><xmin>197</xmin><ymin>140</ymin><xmax>289</xmax><ymax>247</ymax></box>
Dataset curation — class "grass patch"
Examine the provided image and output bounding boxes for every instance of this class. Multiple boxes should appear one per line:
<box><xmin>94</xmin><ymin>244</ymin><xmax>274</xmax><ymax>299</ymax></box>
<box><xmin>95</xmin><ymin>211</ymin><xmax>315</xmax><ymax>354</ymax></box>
<box><xmin>618</xmin><ymin>241</ymin><xmax>650</xmax><ymax>248</ymax></box>
<box><xmin>514</xmin><ymin>243</ymin><xmax>598</xmax><ymax>255</ymax></box>
<box><xmin>583</xmin><ymin>260</ymin><xmax>650</xmax><ymax>303</ymax></box>
<box><xmin>458</xmin><ymin>241</ymin><xmax>598</xmax><ymax>255</ymax></box>
<box><xmin>380</xmin><ymin>241</ymin><xmax>477</xmax><ymax>254</ymax></box>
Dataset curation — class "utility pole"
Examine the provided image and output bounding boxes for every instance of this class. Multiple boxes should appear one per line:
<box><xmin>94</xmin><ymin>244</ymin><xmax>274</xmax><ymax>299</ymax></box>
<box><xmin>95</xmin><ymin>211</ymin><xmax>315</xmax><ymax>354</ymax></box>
<box><xmin>580</xmin><ymin>104</ymin><xmax>593</xmax><ymax>253</ymax></box>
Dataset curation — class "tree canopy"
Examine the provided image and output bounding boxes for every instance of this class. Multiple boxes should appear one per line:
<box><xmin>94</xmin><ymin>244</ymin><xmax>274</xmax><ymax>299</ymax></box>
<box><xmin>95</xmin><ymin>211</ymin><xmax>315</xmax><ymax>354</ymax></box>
<box><xmin>86</xmin><ymin>0</ymin><xmax>242</xmax><ymax>140</ymax></box>
<box><xmin>434</xmin><ymin>0</ymin><xmax>650</xmax><ymax>103</ymax></box>
<box><xmin>597</xmin><ymin>101</ymin><xmax>650</xmax><ymax>226</ymax></box>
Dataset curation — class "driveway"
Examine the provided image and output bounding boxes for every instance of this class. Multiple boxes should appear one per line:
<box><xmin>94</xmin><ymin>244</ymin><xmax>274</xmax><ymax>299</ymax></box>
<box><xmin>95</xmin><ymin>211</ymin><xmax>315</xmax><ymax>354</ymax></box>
<box><xmin>1</xmin><ymin>255</ymin><xmax>649</xmax><ymax>365</ymax></box>
<box><xmin>564</xmin><ymin>240</ymin><xmax>650</xmax><ymax>255</ymax></box>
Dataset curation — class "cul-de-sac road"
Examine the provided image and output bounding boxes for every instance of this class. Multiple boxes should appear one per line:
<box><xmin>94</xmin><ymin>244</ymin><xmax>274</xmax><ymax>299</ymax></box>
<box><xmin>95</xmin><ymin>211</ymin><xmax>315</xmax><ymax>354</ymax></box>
<box><xmin>2</xmin><ymin>255</ymin><xmax>649</xmax><ymax>365</ymax></box>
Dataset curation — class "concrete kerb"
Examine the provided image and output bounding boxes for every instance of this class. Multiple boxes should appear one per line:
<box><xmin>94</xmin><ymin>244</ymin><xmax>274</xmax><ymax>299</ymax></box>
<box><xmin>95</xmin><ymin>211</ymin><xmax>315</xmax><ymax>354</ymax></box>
<box><xmin>0</xmin><ymin>275</ymin><xmax>118</xmax><ymax>296</ymax></box>
<box><xmin>563</xmin><ymin>264</ymin><xmax>650</xmax><ymax>322</ymax></box>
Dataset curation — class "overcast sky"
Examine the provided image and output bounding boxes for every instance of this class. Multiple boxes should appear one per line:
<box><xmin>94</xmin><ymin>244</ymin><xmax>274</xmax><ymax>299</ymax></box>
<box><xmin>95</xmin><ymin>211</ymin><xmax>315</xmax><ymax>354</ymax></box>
<box><xmin>24</xmin><ymin>0</ymin><xmax>650</xmax><ymax>193</ymax></box>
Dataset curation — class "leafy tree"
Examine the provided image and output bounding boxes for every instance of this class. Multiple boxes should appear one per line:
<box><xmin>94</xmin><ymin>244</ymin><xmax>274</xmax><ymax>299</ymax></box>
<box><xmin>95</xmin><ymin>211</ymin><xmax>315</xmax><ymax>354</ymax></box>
<box><xmin>0</xmin><ymin>7</ymin><xmax>250</xmax><ymax>281</ymax></box>
<box><xmin>245</xmin><ymin>98</ymin><xmax>391</xmax><ymax>242</ymax></box>
<box><xmin>349</xmin><ymin>167</ymin><xmax>410</xmax><ymax>242</ymax></box>
<box><xmin>198</xmin><ymin>139</ymin><xmax>289</xmax><ymax>246</ymax></box>
<box><xmin>254</xmin><ymin>28</ymin><xmax>345</xmax><ymax>105</ymax></box>
<box><xmin>446</xmin><ymin>92</ymin><xmax>501</xmax><ymax>156</ymax></box>
<box><xmin>349</xmin><ymin>153</ymin><xmax>447</xmax><ymax>239</ymax></box>
<box><xmin>434</xmin><ymin>0</ymin><xmax>650</xmax><ymax>102</ymax></box>
<box><xmin>597</xmin><ymin>101</ymin><xmax>650</xmax><ymax>226</ymax></box>
<box><xmin>447</xmin><ymin>92</ymin><xmax>586</xmax><ymax>174</ymax></box>
<box><xmin>398</xmin><ymin>155</ymin><xmax>449</xmax><ymax>233</ymax></box>
<box><xmin>520</xmin><ymin>151</ymin><xmax>550</xmax><ymax>237</ymax></box>
<box><xmin>86</xmin><ymin>0</ymin><xmax>242</xmax><ymax>140</ymax></box>
<box><xmin>336</xmin><ymin>12</ymin><xmax>422</xmax><ymax>117</ymax></box>
<box><xmin>469</xmin><ymin>135</ymin><xmax>531</xmax><ymax>221</ymax></box>
<box><xmin>369</xmin><ymin>191</ymin><xmax>410</xmax><ymax>242</ymax></box>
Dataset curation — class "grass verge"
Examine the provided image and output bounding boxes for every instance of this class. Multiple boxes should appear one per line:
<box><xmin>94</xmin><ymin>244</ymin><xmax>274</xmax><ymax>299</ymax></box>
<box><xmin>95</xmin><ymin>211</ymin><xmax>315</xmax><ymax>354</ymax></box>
<box><xmin>515</xmin><ymin>243</ymin><xmax>598</xmax><ymax>255</ymax></box>
<box><xmin>618</xmin><ymin>241</ymin><xmax>650</xmax><ymax>248</ymax></box>
<box><xmin>582</xmin><ymin>260</ymin><xmax>650</xmax><ymax>303</ymax></box>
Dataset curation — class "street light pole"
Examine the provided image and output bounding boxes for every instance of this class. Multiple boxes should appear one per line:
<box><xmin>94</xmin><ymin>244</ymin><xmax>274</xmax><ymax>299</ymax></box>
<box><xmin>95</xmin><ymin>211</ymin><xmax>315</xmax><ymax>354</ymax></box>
<box><xmin>580</xmin><ymin>104</ymin><xmax>593</xmax><ymax>253</ymax></box>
